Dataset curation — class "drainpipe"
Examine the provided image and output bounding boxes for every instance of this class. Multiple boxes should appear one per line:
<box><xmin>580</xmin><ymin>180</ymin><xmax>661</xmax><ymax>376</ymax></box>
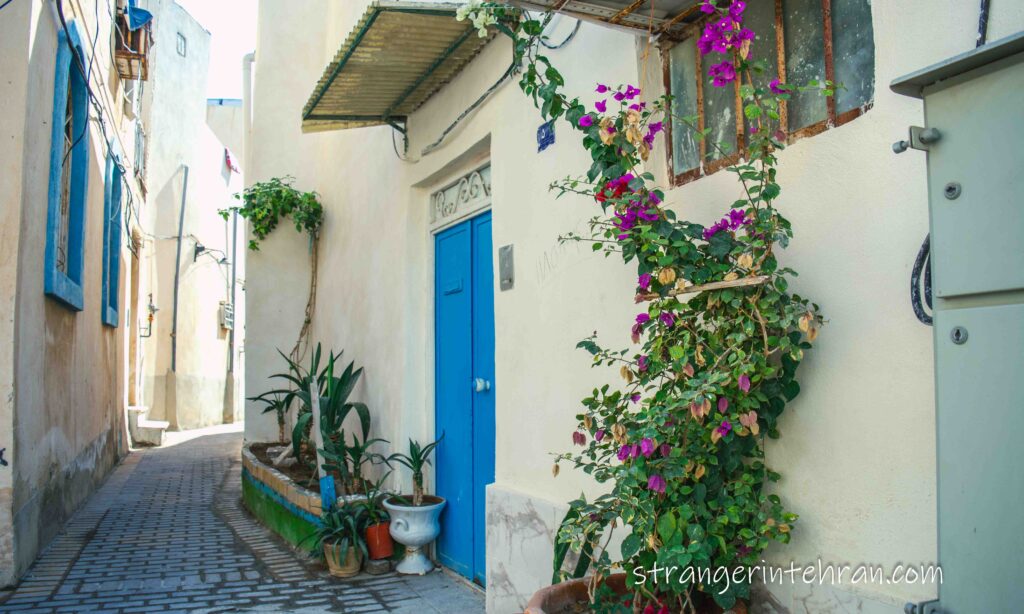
<box><xmin>228</xmin><ymin>211</ymin><xmax>238</xmax><ymax>372</ymax></box>
<box><xmin>242</xmin><ymin>53</ymin><xmax>255</xmax><ymax>177</ymax></box>
<box><xmin>170</xmin><ymin>165</ymin><xmax>189</xmax><ymax>372</ymax></box>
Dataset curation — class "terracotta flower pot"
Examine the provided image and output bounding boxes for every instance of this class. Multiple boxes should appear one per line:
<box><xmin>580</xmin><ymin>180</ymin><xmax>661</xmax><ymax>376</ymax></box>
<box><xmin>365</xmin><ymin>522</ymin><xmax>394</xmax><ymax>560</ymax></box>
<box><xmin>323</xmin><ymin>541</ymin><xmax>362</xmax><ymax>578</ymax></box>
<box><xmin>524</xmin><ymin>574</ymin><xmax>748</xmax><ymax>614</ymax></box>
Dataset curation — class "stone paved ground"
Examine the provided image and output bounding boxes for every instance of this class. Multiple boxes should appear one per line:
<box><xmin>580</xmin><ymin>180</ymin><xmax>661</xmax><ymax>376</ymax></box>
<box><xmin>0</xmin><ymin>425</ymin><xmax>485</xmax><ymax>614</ymax></box>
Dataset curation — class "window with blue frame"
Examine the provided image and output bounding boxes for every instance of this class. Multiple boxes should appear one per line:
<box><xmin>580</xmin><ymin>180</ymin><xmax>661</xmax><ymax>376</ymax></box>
<box><xmin>45</xmin><ymin>21</ymin><xmax>90</xmax><ymax>311</ymax></box>
<box><xmin>102</xmin><ymin>154</ymin><xmax>123</xmax><ymax>327</ymax></box>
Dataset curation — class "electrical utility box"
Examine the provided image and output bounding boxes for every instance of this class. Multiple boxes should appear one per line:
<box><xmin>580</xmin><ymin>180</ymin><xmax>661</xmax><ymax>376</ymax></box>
<box><xmin>892</xmin><ymin>32</ymin><xmax>1024</xmax><ymax>614</ymax></box>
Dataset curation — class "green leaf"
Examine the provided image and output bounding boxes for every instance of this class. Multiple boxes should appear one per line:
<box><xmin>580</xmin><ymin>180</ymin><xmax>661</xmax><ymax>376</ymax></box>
<box><xmin>620</xmin><ymin>533</ymin><xmax>642</xmax><ymax>559</ymax></box>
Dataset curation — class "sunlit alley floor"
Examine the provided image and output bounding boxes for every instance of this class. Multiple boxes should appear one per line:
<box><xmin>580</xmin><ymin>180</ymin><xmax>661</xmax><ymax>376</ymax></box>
<box><xmin>0</xmin><ymin>424</ymin><xmax>485</xmax><ymax>613</ymax></box>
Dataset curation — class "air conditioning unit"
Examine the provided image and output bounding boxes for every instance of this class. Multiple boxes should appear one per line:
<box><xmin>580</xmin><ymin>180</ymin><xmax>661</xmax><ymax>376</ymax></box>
<box><xmin>219</xmin><ymin>302</ymin><xmax>234</xmax><ymax>331</ymax></box>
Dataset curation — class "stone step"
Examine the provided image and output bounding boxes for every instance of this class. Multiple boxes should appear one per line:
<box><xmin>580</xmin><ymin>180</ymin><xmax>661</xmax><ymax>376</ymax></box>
<box><xmin>126</xmin><ymin>406</ymin><xmax>169</xmax><ymax>447</ymax></box>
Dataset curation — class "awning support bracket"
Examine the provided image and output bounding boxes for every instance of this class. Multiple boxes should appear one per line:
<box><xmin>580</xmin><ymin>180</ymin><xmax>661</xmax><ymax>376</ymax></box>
<box><xmin>387</xmin><ymin>119</ymin><xmax>408</xmax><ymax>153</ymax></box>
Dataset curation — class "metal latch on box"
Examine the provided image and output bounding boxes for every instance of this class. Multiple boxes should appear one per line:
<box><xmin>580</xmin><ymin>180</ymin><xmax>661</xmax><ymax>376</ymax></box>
<box><xmin>904</xmin><ymin>598</ymin><xmax>941</xmax><ymax>614</ymax></box>
<box><xmin>893</xmin><ymin>126</ymin><xmax>942</xmax><ymax>154</ymax></box>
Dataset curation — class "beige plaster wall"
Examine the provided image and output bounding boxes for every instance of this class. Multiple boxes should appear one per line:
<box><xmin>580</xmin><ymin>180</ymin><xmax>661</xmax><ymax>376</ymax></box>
<box><xmin>0</xmin><ymin>0</ymin><xmax>34</xmax><ymax>588</ymax></box>
<box><xmin>246</xmin><ymin>1</ymin><xmax>1024</xmax><ymax>611</ymax></box>
<box><xmin>5</xmin><ymin>0</ymin><xmax>136</xmax><ymax>585</ymax></box>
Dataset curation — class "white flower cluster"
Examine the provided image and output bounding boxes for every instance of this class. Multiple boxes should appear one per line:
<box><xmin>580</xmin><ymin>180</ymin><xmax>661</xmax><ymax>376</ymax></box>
<box><xmin>455</xmin><ymin>0</ymin><xmax>497</xmax><ymax>37</ymax></box>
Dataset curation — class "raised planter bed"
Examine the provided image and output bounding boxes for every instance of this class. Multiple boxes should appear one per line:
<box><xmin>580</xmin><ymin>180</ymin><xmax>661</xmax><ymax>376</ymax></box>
<box><xmin>241</xmin><ymin>443</ymin><xmax>363</xmax><ymax>550</ymax></box>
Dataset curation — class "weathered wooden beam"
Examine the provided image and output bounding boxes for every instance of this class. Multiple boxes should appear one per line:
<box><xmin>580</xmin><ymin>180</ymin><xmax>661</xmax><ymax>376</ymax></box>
<box><xmin>638</xmin><ymin>275</ymin><xmax>769</xmax><ymax>301</ymax></box>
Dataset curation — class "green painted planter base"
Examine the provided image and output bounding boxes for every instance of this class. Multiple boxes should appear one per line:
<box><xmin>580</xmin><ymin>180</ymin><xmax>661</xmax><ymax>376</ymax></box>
<box><xmin>242</xmin><ymin>468</ymin><xmax>318</xmax><ymax>551</ymax></box>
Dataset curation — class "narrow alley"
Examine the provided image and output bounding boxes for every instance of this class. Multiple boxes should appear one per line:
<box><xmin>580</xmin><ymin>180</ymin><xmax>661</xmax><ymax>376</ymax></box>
<box><xmin>0</xmin><ymin>428</ymin><xmax>484</xmax><ymax>614</ymax></box>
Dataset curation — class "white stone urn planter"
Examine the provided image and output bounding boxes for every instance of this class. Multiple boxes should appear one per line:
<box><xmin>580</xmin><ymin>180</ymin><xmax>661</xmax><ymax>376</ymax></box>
<box><xmin>383</xmin><ymin>495</ymin><xmax>446</xmax><ymax>575</ymax></box>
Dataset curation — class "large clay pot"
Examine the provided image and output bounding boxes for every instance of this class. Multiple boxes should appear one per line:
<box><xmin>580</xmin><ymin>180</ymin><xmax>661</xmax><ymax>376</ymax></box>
<box><xmin>382</xmin><ymin>495</ymin><xmax>446</xmax><ymax>575</ymax></box>
<box><xmin>525</xmin><ymin>574</ymin><xmax>748</xmax><ymax>614</ymax></box>
<box><xmin>365</xmin><ymin>521</ymin><xmax>394</xmax><ymax>560</ymax></box>
<box><xmin>323</xmin><ymin>541</ymin><xmax>362</xmax><ymax>578</ymax></box>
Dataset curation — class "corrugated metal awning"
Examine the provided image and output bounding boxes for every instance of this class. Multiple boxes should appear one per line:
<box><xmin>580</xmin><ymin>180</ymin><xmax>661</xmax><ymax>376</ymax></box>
<box><xmin>512</xmin><ymin>0</ymin><xmax>701</xmax><ymax>38</ymax></box>
<box><xmin>302</xmin><ymin>1</ymin><xmax>497</xmax><ymax>133</ymax></box>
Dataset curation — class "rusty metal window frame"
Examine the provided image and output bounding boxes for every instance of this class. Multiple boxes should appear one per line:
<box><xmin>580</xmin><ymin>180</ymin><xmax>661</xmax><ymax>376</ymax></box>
<box><xmin>662</xmin><ymin>0</ymin><xmax>873</xmax><ymax>187</ymax></box>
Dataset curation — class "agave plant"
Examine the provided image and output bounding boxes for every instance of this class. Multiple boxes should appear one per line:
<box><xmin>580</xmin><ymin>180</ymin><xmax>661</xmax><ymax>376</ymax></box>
<box><xmin>320</xmin><ymin>428</ymin><xmax>393</xmax><ymax>494</ymax></box>
<box><xmin>247</xmin><ymin>390</ymin><xmax>289</xmax><ymax>443</ymax></box>
<box><xmin>255</xmin><ymin>343</ymin><xmax>371</xmax><ymax>479</ymax></box>
<box><xmin>301</xmin><ymin>498</ymin><xmax>370</xmax><ymax>563</ymax></box>
<box><xmin>390</xmin><ymin>435</ymin><xmax>444</xmax><ymax>506</ymax></box>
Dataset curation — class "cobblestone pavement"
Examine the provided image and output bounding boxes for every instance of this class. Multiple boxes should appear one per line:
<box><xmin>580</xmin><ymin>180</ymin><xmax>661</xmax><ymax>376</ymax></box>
<box><xmin>0</xmin><ymin>425</ymin><xmax>485</xmax><ymax>614</ymax></box>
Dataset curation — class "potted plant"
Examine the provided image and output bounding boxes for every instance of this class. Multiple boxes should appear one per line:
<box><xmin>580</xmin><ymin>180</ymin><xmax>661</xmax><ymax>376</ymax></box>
<box><xmin>383</xmin><ymin>436</ymin><xmax>445</xmax><ymax>575</ymax></box>
<box><xmin>303</xmin><ymin>499</ymin><xmax>369</xmax><ymax>578</ymax></box>
<box><xmin>361</xmin><ymin>471</ymin><xmax>394</xmax><ymax>560</ymax></box>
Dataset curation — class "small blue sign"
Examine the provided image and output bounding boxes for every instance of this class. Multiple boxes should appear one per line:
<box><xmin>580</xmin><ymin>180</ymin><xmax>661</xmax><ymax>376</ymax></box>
<box><xmin>537</xmin><ymin>121</ymin><xmax>555</xmax><ymax>152</ymax></box>
<box><xmin>319</xmin><ymin>475</ymin><xmax>337</xmax><ymax>511</ymax></box>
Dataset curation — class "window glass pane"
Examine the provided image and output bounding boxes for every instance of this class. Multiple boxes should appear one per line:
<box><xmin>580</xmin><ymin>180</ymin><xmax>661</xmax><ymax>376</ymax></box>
<box><xmin>783</xmin><ymin>0</ymin><xmax>827</xmax><ymax>130</ymax></box>
<box><xmin>831</xmin><ymin>0</ymin><xmax>875</xmax><ymax>114</ymax></box>
<box><xmin>744</xmin><ymin>0</ymin><xmax>779</xmax><ymax>136</ymax></box>
<box><xmin>57</xmin><ymin>90</ymin><xmax>74</xmax><ymax>275</ymax></box>
<box><xmin>669</xmin><ymin>38</ymin><xmax>700</xmax><ymax>175</ymax></box>
<box><xmin>703</xmin><ymin>67</ymin><xmax>737</xmax><ymax>161</ymax></box>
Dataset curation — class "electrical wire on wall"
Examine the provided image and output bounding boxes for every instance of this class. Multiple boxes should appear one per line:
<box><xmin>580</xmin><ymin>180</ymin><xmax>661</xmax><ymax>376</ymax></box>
<box><xmin>418</xmin><ymin>14</ymin><xmax>581</xmax><ymax>157</ymax></box>
<box><xmin>910</xmin><ymin>0</ymin><xmax>991</xmax><ymax>326</ymax></box>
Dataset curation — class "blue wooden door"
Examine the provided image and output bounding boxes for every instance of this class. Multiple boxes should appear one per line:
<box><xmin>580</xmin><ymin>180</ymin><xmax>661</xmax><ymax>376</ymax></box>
<box><xmin>435</xmin><ymin>212</ymin><xmax>495</xmax><ymax>586</ymax></box>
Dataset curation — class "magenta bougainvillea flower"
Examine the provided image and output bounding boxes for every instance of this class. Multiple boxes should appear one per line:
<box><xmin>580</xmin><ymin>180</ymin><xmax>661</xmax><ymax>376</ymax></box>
<box><xmin>595</xmin><ymin>99</ymin><xmax>607</xmax><ymax>113</ymax></box>
<box><xmin>708</xmin><ymin>61</ymin><xmax>737</xmax><ymax>87</ymax></box>
<box><xmin>699</xmin><ymin>0</ymin><xmax>715</xmax><ymax>14</ymax></box>
<box><xmin>630</xmin><ymin>393</ymin><xmax>641</xmax><ymax>404</ymax></box>
<box><xmin>703</xmin><ymin>208</ymin><xmax>751</xmax><ymax>240</ymax></box>
<box><xmin>595</xmin><ymin>83</ymin><xmax>608</xmax><ymax>93</ymax></box>
<box><xmin>638</xmin><ymin>273</ymin><xmax>652</xmax><ymax>291</ymax></box>
<box><xmin>572</xmin><ymin>431</ymin><xmax>587</xmax><ymax>446</ymax></box>
<box><xmin>647</xmin><ymin>474</ymin><xmax>667</xmax><ymax>493</ymax></box>
<box><xmin>617</xmin><ymin>445</ymin><xmax>631</xmax><ymax>461</ymax></box>
<box><xmin>716</xmin><ymin>420</ymin><xmax>732</xmax><ymax>437</ymax></box>
<box><xmin>718</xmin><ymin>396</ymin><xmax>729</xmax><ymax>413</ymax></box>
<box><xmin>729</xmin><ymin>1</ymin><xmax>747</xmax><ymax>19</ymax></box>
<box><xmin>595</xmin><ymin>429</ymin><xmax>605</xmax><ymax>442</ymax></box>
<box><xmin>637</xmin><ymin>355</ymin><xmax>649</xmax><ymax>372</ymax></box>
<box><xmin>738</xmin><ymin>373</ymin><xmax>751</xmax><ymax>393</ymax></box>
<box><xmin>697</xmin><ymin>1</ymin><xmax>753</xmax><ymax>62</ymax></box>
<box><xmin>640</xmin><ymin>438</ymin><xmax>655</xmax><ymax>458</ymax></box>
<box><xmin>659</xmin><ymin>312</ymin><xmax>675</xmax><ymax>328</ymax></box>
<box><xmin>631</xmin><ymin>313</ymin><xmax>650</xmax><ymax>342</ymax></box>
<box><xmin>660</xmin><ymin>443</ymin><xmax>671</xmax><ymax>457</ymax></box>
<box><xmin>770</xmin><ymin>79</ymin><xmax>789</xmax><ymax>94</ymax></box>
<box><xmin>578</xmin><ymin>114</ymin><xmax>594</xmax><ymax>128</ymax></box>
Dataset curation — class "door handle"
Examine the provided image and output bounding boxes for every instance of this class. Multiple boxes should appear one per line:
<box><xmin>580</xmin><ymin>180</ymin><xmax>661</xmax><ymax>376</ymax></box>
<box><xmin>473</xmin><ymin>378</ymin><xmax>491</xmax><ymax>393</ymax></box>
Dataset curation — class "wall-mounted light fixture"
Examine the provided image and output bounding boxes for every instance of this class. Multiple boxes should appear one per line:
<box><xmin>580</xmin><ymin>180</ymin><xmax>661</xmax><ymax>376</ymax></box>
<box><xmin>193</xmin><ymin>243</ymin><xmax>229</xmax><ymax>265</ymax></box>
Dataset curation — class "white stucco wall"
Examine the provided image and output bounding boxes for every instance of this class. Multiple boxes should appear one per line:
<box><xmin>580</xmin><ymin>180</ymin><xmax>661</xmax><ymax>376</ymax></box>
<box><xmin>138</xmin><ymin>0</ymin><xmax>245</xmax><ymax>429</ymax></box>
<box><xmin>246</xmin><ymin>1</ymin><xmax>1024</xmax><ymax>612</ymax></box>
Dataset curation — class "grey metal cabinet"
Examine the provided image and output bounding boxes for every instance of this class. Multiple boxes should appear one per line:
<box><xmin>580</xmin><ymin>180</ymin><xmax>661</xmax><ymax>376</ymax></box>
<box><xmin>893</xmin><ymin>32</ymin><xmax>1024</xmax><ymax>614</ymax></box>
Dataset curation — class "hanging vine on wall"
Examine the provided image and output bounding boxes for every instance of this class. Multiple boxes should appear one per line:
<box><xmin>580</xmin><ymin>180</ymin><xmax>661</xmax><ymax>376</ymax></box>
<box><xmin>221</xmin><ymin>176</ymin><xmax>324</xmax><ymax>362</ymax></box>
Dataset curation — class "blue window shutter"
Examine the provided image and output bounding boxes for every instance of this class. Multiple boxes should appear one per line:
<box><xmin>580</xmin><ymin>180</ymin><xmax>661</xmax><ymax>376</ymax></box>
<box><xmin>44</xmin><ymin>21</ymin><xmax>90</xmax><ymax>311</ymax></box>
<box><xmin>102</xmin><ymin>154</ymin><xmax>123</xmax><ymax>327</ymax></box>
